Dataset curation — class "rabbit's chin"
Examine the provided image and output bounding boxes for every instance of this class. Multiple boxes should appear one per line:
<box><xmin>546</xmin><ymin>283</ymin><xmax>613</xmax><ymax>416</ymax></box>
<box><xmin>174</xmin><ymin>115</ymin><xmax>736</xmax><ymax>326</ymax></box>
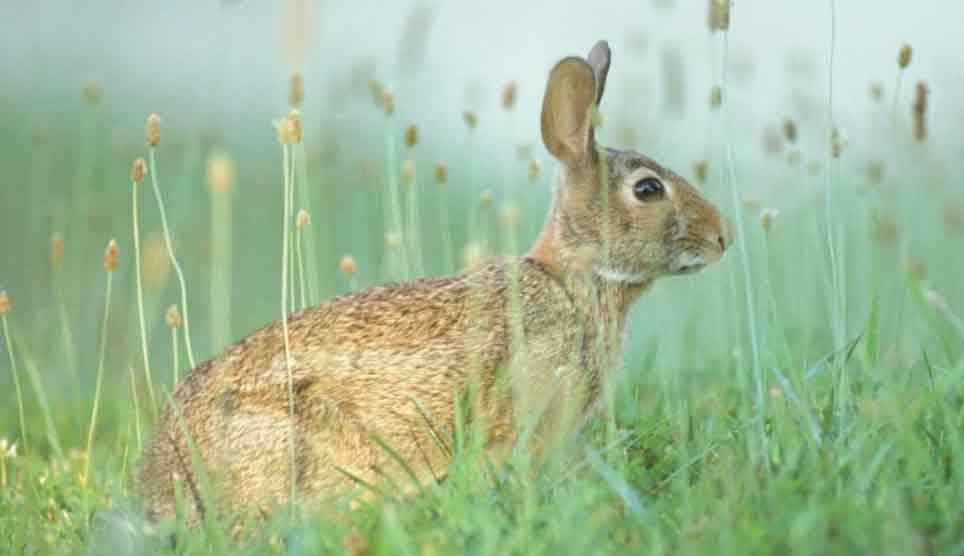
<box><xmin>668</xmin><ymin>252</ymin><xmax>708</xmax><ymax>275</ymax></box>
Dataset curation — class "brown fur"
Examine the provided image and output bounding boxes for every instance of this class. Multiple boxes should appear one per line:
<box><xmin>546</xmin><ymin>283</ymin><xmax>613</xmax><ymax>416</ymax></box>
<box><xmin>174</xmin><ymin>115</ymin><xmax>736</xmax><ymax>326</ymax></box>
<box><xmin>137</xmin><ymin>40</ymin><xmax>729</xmax><ymax>523</ymax></box>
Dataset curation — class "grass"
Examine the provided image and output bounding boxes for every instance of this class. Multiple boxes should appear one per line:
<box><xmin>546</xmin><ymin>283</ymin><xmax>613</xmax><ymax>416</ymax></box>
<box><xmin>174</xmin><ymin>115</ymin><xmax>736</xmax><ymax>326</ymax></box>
<box><xmin>2</xmin><ymin>22</ymin><xmax>964</xmax><ymax>556</ymax></box>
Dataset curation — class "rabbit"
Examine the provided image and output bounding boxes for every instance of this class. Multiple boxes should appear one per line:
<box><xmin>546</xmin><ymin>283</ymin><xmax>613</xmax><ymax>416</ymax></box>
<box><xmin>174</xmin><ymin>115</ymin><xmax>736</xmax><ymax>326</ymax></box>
<box><xmin>137</xmin><ymin>40</ymin><xmax>730</xmax><ymax>524</ymax></box>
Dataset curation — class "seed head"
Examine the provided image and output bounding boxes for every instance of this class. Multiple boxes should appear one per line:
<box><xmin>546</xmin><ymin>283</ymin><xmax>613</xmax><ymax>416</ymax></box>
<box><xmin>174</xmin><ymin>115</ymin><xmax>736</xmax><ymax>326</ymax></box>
<box><xmin>904</xmin><ymin>257</ymin><xmax>927</xmax><ymax>280</ymax></box>
<box><xmin>433</xmin><ymin>162</ymin><xmax>448</xmax><ymax>186</ymax></box>
<box><xmin>898</xmin><ymin>44</ymin><xmax>912</xmax><ymax>69</ymax></box>
<box><xmin>296</xmin><ymin>209</ymin><xmax>310</xmax><ymax>231</ymax></box>
<box><xmin>708</xmin><ymin>0</ymin><xmax>731</xmax><ymax>32</ymax></box>
<box><xmin>0</xmin><ymin>291</ymin><xmax>8</xmax><ymax>315</ymax></box>
<box><xmin>923</xmin><ymin>288</ymin><xmax>947</xmax><ymax>314</ymax></box>
<box><xmin>501</xmin><ymin>82</ymin><xmax>518</xmax><ymax>111</ymax></box>
<box><xmin>783</xmin><ymin>119</ymin><xmax>798</xmax><ymax>143</ymax></box>
<box><xmin>759</xmin><ymin>208</ymin><xmax>779</xmax><ymax>233</ymax></box>
<box><xmin>206</xmin><ymin>153</ymin><xmax>235</xmax><ymax>194</ymax></box>
<box><xmin>146</xmin><ymin>114</ymin><xmax>161</xmax><ymax>147</ymax></box>
<box><xmin>479</xmin><ymin>190</ymin><xmax>494</xmax><ymax>209</ymax></box>
<box><xmin>590</xmin><ymin>107</ymin><xmax>603</xmax><ymax>128</ymax></box>
<box><xmin>401</xmin><ymin>159</ymin><xmax>415</xmax><ymax>186</ymax></box>
<box><xmin>339</xmin><ymin>256</ymin><xmax>357</xmax><ymax>280</ymax></box>
<box><xmin>462</xmin><ymin>111</ymin><xmax>478</xmax><ymax>130</ymax></box>
<box><xmin>369</xmin><ymin>80</ymin><xmax>385</xmax><ymax>104</ymax></box>
<box><xmin>709</xmin><ymin>86</ymin><xmax>722</xmax><ymax>109</ymax></box>
<box><xmin>380</xmin><ymin>90</ymin><xmax>395</xmax><ymax>116</ymax></box>
<box><xmin>289</xmin><ymin>72</ymin><xmax>304</xmax><ymax>107</ymax></box>
<box><xmin>83</xmin><ymin>82</ymin><xmax>104</xmax><ymax>107</ymax></box>
<box><xmin>500</xmin><ymin>205</ymin><xmax>521</xmax><ymax>230</ymax></box>
<box><xmin>0</xmin><ymin>437</ymin><xmax>16</xmax><ymax>458</ymax></box>
<box><xmin>943</xmin><ymin>203</ymin><xmax>964</xmax><ymax>234</ymax></box>
<box><xmin>693</xmin><ymin>160</ymin><xmax>708</xmax><ymax>184</ymax></box>
<box><xmin>130</xmin><ymin>157</ymin><xmax>147</xmax><ymax>184</ymax></box>
<box><xmin>528</xmin><ymin>158</ymin><xmax>540</xmax><ymax>182</ymax></box>
<box><xmin>277</xmin><ymin>117</ymin><xmax>291</xmax><ymax>145</ymax></box>
<box><xmin>368</xmin><ymin>79</ymin><xmax>393</xmax><ymax>113</ymax></box>
<box><xmin>287</xmin><ymin>110</ymin><xmax>303</xmax><ymax>143</ymax></box>
<box><xmin>873</xmin><ymin>213</ymin><xmax>898</xmax><ymax>245</ymax></box>
<box><xmin>869</xmin><ymin>82</ymin><xmax>884</xmax><ymax>102</ymax></box>
<box><xmin>913</xmin><ymin>81</ymin><xmax>929</xmax><ymax>142</ymax></box>
<box><xmin>830</xmin><ymin>127</ymin><xmax>845</xmax><ymax>158</ymax></box>
<box><xmin>104</xmin><ymin>239</ymin><xmax>119</xmax><ymax>272</ymax></box>
<box><xmin>462</xmin><ymin>242</ymin><xmax>486</xmax><ymax>270</ymax></box>
<box><xmin>165</xmin><ymin>305</ymin><xmax>182</xmax><ymax>329</ymax></box>
<box><xmin>385</xmin><ymin>232</ymin><xmax>402</xmax><ymax>249</ymax></box>
<box><xmin>763</xmin><ymin>127</ymin><xmax>784</xmax><ymax>156</ymax></box>
<box><xmin>143</xmin><ymin>231</ymin><xmax>170</xmax><ymax>290</ymax></box>
<box><xmin>404</xmin><ymin>124</ymin><xmax>419</xmax><ymax>149</ymax></box>
<box><xmin>787</xmin><ymin>149</ymin><xmax>801</xmax><ymax>166</ymax></box>
<box><xmin>50</xmin><ymin>233</ymin><xmax>64</xmax><ymax>267</ymax></box>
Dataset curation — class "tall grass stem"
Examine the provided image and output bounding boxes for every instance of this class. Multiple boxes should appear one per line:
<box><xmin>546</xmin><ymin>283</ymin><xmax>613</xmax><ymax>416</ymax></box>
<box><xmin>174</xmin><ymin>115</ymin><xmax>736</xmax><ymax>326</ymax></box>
<box><xmin>147</xmin><ymin>148</ymin><xmax>197</xmax><ymax>369</ymax></box>
<box><xmin>280</xmin><ymin>142</ymin><xmax>298</xmax><ymax>513</ymax></box>
<box><xmin>84</xmin><ymin>272</ymin><xmax>113</xmax><ymax>487</ymax></box>
<box><xmin>132</xmin><ymin>180</ymin><xmax>157</xmax><ymax>413</ymax></box>
<box><xmin>1</xmin><ymin>314</ymin><xmax>27</xmax><ymax>455</ymax></box>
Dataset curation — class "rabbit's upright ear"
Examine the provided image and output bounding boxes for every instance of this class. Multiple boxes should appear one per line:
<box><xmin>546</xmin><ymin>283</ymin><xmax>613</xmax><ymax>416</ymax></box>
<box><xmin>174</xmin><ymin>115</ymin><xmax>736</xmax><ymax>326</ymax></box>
<box><xmin>540</xmin><ymin>56</ymin><xmax>597</xmax><ymax>168</ymax></box>
<box><xmin>587</xmin><ymin>40</ymin><xmax>611</xmax><ymax>105</ymax></box>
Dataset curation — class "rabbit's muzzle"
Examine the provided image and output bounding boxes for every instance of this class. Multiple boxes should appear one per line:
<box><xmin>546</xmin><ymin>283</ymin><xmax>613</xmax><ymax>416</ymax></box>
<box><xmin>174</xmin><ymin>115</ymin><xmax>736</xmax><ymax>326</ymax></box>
<box><xmin>667</xmin><ymin>217</ymin><xmax>730</xmax><ymax>275</ymax></box>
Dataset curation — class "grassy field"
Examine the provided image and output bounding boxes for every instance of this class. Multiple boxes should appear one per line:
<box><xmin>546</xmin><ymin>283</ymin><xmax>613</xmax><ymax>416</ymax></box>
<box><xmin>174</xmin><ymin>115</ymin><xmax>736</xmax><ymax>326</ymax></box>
<box><xmin>2</xmin><ymin>13</ymin><xmax>964</xmax><ymax>556</ymax></box>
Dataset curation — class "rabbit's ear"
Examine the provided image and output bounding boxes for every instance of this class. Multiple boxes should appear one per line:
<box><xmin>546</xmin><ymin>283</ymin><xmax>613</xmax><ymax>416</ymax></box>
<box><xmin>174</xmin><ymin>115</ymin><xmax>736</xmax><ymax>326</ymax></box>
<box><xmin>587</xmin><ymin>40</ymin><xmax>611</xmax><ymax>105</ymax></box>
<box><xmin>540</xmin><ymin>57</ymin><xmax>597</xmax><ymax>168</ymax></box>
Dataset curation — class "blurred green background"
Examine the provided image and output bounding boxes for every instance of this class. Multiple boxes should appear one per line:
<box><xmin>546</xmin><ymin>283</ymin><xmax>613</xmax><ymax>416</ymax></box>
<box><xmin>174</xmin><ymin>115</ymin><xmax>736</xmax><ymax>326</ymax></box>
<box><xmin>1</xmin><ymin>1</ymin><xmax>963</xmax><ymax>554</ymax></box>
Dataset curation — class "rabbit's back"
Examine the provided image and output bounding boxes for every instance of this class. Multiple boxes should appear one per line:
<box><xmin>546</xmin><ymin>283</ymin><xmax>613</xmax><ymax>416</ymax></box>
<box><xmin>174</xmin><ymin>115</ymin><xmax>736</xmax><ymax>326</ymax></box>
<box><xmin>138</xmin><ymin>257</ymin><xmax>583</xmax><ymax>522</ymax></box>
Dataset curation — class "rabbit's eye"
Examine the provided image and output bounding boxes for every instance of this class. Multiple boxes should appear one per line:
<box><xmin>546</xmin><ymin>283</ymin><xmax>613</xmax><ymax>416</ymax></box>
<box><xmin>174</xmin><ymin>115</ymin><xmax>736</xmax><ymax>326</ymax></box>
<box><xmin>632</xmin><ymin>178</ymin><xmax>665</xmax><ymax>202</ymax></box>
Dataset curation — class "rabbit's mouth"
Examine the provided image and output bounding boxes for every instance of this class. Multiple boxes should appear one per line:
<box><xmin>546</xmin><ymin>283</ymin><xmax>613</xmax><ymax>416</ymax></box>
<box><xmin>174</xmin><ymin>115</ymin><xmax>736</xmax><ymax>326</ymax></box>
<box><xmin>669</xmin><ymin>253</ymin><xmax>707</xmax><ymax>275</ymax></box>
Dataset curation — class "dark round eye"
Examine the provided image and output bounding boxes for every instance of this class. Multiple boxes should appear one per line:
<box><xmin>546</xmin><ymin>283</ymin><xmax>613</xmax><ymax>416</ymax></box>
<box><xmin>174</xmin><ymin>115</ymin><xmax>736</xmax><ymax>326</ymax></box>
<box><xmin>632</xmin><ymin>177</ymin><xmax>665</xmax><ymax>202</ymax></box>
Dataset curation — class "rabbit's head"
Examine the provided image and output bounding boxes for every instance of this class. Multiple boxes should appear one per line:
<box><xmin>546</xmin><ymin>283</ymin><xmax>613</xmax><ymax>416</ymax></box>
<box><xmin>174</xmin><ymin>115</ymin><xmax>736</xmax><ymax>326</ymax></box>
<box><xmin>532</xmin><ymin>41</ymin><xmax>729</xmax><ymax>284</ymax></box>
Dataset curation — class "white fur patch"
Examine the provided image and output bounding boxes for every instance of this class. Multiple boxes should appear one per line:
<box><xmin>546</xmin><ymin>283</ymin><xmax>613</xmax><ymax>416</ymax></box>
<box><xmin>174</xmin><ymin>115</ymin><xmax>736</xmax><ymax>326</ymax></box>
<box><xmin>596</xmin><ymin>267</ymin><xmax>647</xmax><ymax>284</ymax></box>
<box><xmin>675</xmin><ymin>253</ymin><xmax>705</xmax><ymax>268</ymax></box>
<box><xmin>670</xmin><ymin>252</ymin><xmax>707</xmax><ymax>274</ymax></box>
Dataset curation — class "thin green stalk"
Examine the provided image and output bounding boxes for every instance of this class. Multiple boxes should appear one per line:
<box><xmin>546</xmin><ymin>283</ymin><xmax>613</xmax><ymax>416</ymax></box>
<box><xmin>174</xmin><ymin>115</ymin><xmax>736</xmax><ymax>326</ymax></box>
<box><xmin>281</xmin><ymin>142</ymin><xmax>297</xmax><ymax>512</ymax></box>
<box><xmin>53</xmin><ymin>268</ymin><xmax>79</xmax><ymax>386</ymax></box>
<box><xmin>129</xmin><ymin>366</ymin><xmax>142</xmax><ymax>452</ymax></box>
<box><xmin>171</xmin><ymin>326</ymin><xmax>180</xmax><ymax>385</ymax></box>
<box><xmin>132</xmin><ymin>180</ymin><xmax>157</xmax><ymax>413</ymax></box>
<box><xmin>84</xmin><ymin>271</ymin><xmax>113</xmax><ymax>488</ymax></box>
<box><xmin>13</xmin><ymin>330</ymin><xmax>63</xmax><ymax>457</ymax></box>
<box><xmin>720</xmin><ymin>31</ymin><xmax>767</xmax><ymax>466</ymax></box>
<box><xmin>66</xmin><ymin>109</ymin><xmax>100</xmax><ymax>286</ymax></box>
<box><xmin>147</xmin><ymin>147</ymin><xmax>197</xmax><ymax>369</ymax></box>
<box><xmin>405</xmin><ymin>157</ymin><xmax>424</xmax><ymax>276</ymax></box>
<box><xmin>296</xmin><ymin>228</ymin><xmax>307</xmax><ymax>310</ymax></box>
<box><xmin>1</xmin><ymin>313</ymin><xmax>27</xmax><ymax>456</ymax></box>
<box><xmin>892</xmin><ymin>70</ymin><xmax>904</xmax><ymax>132</ymax></box>
<box><xmin>288</xmin><ymin>146</ymin><xmax>298</xmax><ymax>313</ymax></box>
<box><xmin>436</xmin><ymin>187</ymin><xmax>455</xmax><ymax>273</ymax></box>
<box><xmin>208</xmin><ymin>191</ymin><xmax>231</xmax><ymax>351</ymax></box>
<box><xmin>295</xmin><ymin>143</ymin><xmax>321</xmax><ymax>306</ymax></box>
<box><xmin>210</xmin><ymin>189</ymin><xmax>233</xmax><ymax>351</ymax></box>
<box><xmin>384</xmin><ymin>117</ymin><xmax>409</xmax><ymax>280</ymax></box>
<box><xmin>825</xmin><ymin>0</ymin><xmax>850</xmax><ymax>423</ymax></box>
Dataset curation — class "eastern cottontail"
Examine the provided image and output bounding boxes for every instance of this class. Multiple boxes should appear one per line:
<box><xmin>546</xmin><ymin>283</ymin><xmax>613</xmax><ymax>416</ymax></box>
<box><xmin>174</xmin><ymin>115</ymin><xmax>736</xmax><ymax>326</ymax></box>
<box><xmin>138</xmin><ymin>40</ymin><xmax>729</xmax><ymax>523</ymax></box>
